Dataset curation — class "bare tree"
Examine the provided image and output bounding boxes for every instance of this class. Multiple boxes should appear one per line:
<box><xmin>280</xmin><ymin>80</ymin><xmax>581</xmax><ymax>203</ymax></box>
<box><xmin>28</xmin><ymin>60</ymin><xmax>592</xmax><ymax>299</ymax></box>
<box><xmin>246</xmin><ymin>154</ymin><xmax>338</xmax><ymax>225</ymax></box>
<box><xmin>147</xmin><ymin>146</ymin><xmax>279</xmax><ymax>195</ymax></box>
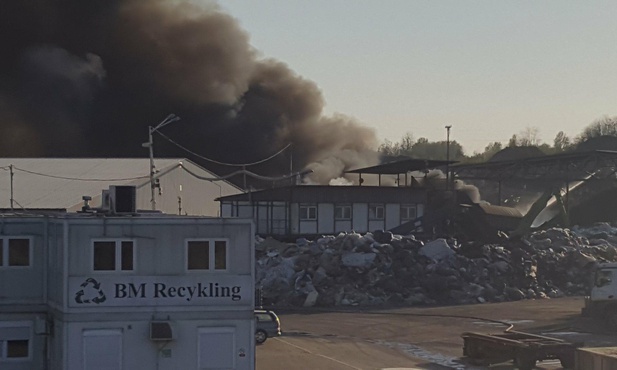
<box><xmin>378</xmin><ymin>132</ymin><xmax>415</xmax><ymax>157</ymax></box>
<box><xmin>412</xmin><ymin>138</ymin><xmax>464</xmax><ymax>160</ymax></box>
<box><xmin>378</xmin><ymin>133</ymin><xmax>464</xmax><ymax>160</ymax></box>
<box><xmin>507</xmin><ymin>127</ymin><xmax>542</xmax><ymax>147</ymax></box>
<box><xmin>518</xmin><ymin>126</ymin><xmax>541</xmax><ymax>146</ymax></box>
<box><xmin>378</xmin><ymin>139</ymin><xmax>396</xmax><ymax>156</ymax></box>
<box><xmin>553</xmin><ymin>131</ymin><xmax>571</xmax><ymax>152</ymax></box>
<box><xmin>399</xmin><ymin>132</ymin><xmax>415</xmax><ymax>154</ymax></box>
<box><xmin>484</xmin><ymin>141</ymin><xmax>503</xmax><ymax>156</ymax></box>
<box><xmin>578</xmin><ymin>116</ymin><xmax>617</xmax><ymax>142</ymax></box>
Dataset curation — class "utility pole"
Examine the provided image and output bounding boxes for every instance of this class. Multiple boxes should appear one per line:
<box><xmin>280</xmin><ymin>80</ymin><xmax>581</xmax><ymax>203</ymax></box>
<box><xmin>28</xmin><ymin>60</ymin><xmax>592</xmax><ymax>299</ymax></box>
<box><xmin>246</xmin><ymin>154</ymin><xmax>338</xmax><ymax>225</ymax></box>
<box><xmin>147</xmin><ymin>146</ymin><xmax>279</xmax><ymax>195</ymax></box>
<box><xmin>445</xmin><ymin>125</ymin><xmax>452</xmax><ymax>190</ymax></box>
<box><xmin>289</xmin><ymin>143</ymin><xmax>294</xmax><ymax>185</ymax></box>
<box><xmin>143</xmin><ymin>114</ymin><xmax>180</xmax><ymax>210</ymax></box>
<box><xmin>9</xmin><ymin>164</ymin><xmax>14</xmax><ymax>210</ymax></box>
<box><xmin>147</xmin><ymin>125</ymin><xmax>156</xmax><ymax>210</ymax></box>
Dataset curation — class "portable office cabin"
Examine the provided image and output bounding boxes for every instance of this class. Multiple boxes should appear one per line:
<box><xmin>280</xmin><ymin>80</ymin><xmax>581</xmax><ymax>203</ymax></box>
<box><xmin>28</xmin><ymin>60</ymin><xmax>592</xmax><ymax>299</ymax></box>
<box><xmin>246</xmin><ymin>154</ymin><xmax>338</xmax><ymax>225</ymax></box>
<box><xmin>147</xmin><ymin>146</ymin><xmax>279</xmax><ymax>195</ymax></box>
<box><xmin>0</xmin><ymin>212</ymin><xmax>255</xmax><ymax>370</ymax></box>
<box><xmin>0</xmin><ymin>216</ymin><xmax>49</xmax><ymax>370</ymax></box>
<box><xmin>218</xmin><ymin>185</ymin><xmax>427</xmax><ymax>238</ymax></box>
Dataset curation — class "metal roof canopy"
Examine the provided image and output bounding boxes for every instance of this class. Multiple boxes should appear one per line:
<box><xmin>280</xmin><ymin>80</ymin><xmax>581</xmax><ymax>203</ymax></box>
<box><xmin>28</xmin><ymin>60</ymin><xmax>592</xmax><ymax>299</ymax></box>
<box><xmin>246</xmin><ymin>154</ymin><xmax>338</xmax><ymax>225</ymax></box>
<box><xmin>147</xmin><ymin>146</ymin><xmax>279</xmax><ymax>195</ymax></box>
<box><xmin>451</xmin><ymin>150</ymin><xmax>617</xmax><ymax>182</ymax></box>
<box><xmin>346</xmin><ymin>159</ymin><xmax>456</xmax><ymax>175</ymax></box>
<box><xmin>216</xmin><ymin>184</ymin><xmax>426</xmax><ymax>203</ymax></box>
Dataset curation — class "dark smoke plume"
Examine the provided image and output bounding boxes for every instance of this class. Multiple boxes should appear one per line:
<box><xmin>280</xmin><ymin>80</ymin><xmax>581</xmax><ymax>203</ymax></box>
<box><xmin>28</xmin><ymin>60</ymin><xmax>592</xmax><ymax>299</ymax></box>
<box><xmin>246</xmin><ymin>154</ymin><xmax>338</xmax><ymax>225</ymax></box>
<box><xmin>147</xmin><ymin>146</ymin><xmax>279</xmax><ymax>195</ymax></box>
<box><xmin>0</xmin><ymin>0</ymin><xmax>378</xmax><ymax>184</ymax></box>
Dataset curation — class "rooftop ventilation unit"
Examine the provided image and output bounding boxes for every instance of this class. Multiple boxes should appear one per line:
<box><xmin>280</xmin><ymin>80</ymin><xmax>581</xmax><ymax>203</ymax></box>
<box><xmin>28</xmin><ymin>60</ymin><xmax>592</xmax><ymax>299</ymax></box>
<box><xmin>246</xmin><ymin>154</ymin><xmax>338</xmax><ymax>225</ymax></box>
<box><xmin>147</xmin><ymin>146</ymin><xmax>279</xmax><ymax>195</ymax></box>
<box><xmin>109</xmin><ymin>185</ymin><xmax>136</xmax><ymax>214</ymax></box>
<box><xmin>150</xmin><ymin>321</ymin><xmax>174</xmax><ymax>341</ymax></box>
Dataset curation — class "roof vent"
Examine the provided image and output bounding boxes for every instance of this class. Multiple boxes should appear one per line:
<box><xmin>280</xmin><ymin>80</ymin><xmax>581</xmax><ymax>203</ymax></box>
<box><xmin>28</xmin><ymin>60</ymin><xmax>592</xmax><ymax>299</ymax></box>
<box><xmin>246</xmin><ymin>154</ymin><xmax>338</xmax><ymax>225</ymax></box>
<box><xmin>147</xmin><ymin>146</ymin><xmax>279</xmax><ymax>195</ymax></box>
<box><xmin>109</xmin><ymin>186</ymin><xmax>136</xmax><ymax>214</ymax></box>
<box><xmin>150</xmin><ymin>321</ymin><xmax>174</xmax><ymax>341</ymax></box>
<box><xmin>81</xmin><ymin>196</ymin><xmax>92</xmax><ymax>212</ymax></box>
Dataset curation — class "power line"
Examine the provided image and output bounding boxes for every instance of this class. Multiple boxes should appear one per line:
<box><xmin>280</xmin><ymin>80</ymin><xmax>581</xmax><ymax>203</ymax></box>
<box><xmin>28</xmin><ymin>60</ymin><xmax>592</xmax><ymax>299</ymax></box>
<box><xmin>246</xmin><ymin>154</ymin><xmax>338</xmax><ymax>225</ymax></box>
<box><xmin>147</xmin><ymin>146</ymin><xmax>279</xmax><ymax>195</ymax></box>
<box><xmin>155</xmin><ymin>130</ymin><xmax>291</xmax><ymax>167</ymax></box>
<box><xmin>13</xmin><ymin>167</ymin><xmax>149</xmax><ymax>182</ymax></box>
<box><xmin>179</xmin><ymin>163</ymin><xmax>312</xmax><ymax>182</ymax></box>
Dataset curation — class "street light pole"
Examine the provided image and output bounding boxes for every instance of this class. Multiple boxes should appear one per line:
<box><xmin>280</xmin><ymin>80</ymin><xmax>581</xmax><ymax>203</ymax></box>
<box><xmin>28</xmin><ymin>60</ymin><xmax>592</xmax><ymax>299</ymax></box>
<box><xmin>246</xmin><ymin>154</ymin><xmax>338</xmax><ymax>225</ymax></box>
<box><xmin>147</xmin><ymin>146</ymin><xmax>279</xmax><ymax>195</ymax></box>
<box><xmin>445</xmin><ymin>125</ymin><xmax>452</xmax><ymax>190</ymax></box>
<box><xmin>143</xmin><ymin>114</ymin><xmax>180</xmax><ymax>210</ymax></box>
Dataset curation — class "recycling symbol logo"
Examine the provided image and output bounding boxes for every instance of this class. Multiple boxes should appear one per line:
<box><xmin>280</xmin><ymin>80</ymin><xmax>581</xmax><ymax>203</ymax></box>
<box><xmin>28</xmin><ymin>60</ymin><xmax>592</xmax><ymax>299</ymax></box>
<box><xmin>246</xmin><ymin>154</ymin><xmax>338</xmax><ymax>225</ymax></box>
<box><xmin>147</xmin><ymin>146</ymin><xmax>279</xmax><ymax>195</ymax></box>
<box><xmin>75</xmin><ymin>278</ymin><xmax>107</xmax><ymax>304</ymax></box>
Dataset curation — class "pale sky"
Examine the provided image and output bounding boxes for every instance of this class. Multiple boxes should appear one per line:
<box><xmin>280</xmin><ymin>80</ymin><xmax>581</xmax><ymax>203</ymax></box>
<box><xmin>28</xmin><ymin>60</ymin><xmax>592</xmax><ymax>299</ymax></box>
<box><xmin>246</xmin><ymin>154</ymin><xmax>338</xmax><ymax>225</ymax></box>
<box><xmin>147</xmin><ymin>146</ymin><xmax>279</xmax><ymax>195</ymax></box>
<box><xmin>219</xmin><ymin>1</ymin><xmax>617</xmax><ymax>154</ymax></box>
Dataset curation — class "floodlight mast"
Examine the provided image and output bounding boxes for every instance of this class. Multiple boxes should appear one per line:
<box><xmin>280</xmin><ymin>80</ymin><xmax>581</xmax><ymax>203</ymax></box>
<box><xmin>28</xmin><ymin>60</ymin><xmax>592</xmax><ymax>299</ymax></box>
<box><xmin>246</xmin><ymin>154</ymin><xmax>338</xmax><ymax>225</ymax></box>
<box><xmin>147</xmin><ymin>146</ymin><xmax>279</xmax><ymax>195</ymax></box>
<box><xmin>143</xmin><ymin>114</ymin><xmax>181</xmax><ymax>210</ymax></box>
<box><xmin>445</xmin><ymin>125</ymin><xmax>452</xmax><ymax>190</ymax></box>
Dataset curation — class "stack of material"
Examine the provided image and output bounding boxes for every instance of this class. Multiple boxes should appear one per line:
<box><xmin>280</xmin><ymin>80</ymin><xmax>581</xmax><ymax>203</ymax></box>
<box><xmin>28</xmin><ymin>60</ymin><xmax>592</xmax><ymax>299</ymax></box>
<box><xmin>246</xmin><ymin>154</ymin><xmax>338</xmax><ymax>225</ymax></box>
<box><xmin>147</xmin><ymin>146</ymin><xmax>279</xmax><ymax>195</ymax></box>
<box><xmin>255</xmin><ymin>224</ymin><xmax>617</xmax><ymax>307</ymax></box>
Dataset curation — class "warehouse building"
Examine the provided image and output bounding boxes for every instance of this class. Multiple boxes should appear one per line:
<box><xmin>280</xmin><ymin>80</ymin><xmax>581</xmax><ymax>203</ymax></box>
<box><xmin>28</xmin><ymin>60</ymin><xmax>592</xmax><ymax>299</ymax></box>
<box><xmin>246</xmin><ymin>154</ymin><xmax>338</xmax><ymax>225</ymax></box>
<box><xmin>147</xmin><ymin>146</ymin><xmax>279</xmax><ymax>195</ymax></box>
<box><xmin>0</xmin><ymin>158</ymin><xmax>242</xmax><ymax>216</ymax></box>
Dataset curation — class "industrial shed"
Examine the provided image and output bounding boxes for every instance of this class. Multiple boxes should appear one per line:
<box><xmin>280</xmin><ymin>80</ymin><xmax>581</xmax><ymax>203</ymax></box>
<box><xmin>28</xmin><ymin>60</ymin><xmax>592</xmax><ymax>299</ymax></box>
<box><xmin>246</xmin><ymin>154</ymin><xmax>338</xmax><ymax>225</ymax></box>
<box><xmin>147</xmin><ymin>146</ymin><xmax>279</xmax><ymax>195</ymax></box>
<box><xmin>218</xmin><ymin>185</ymin><xmax>428</xmax><ymax>238</ymax></box>
<box><xmin>217</xmin><ymin>158</ymin><xmax>462</xmax><ymax>238</ymax></box>
<box><xmin>0</xmin><ymin>158</ymin><xmax>241</xmax><ymax>216</ymax></box>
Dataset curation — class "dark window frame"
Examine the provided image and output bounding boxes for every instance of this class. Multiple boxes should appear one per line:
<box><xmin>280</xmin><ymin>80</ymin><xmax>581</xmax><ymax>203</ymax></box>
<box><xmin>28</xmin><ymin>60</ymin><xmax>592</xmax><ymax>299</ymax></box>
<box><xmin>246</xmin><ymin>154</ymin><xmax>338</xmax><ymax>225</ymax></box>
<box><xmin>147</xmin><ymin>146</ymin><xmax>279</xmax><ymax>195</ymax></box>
<box><xmin>369</xmin><ymin>204</ymin><xmax>385</xmax><ymax>220</ymax></box>
<box><xmin>186</xmin><ymin>239</ymin><xmax>229</xmax><ymax>272</ymax></box>
<box><xmin>299</xmin><ymin>204</ymin><xmax>317</xmax><ymax>220</ymax></box>
<box><xmin>400</xmin><ymin>204</ymin><xmax>417</xmax><ymax>222</ymax></box>
<box><xmin>0</xmin><ymin>322</ymin><xmax>31</xmax><ymax>360</ymax></box>
<box><xmin>334</xmin><ymin>205</ymin><xmax>352</xmax><ymax>220</ymax></box>
<box><xmin>92</xmin><ymin>239</ymin><xmax>135</xmax><ymax>272</ymax></box>
<box><xmin>6</xmin><ymin>339</ymin><xmax>29</xmax><ymax>358</ymax></box>
<box><xmin>0</xmin><ymin>237</ymin><xmax>32</xmax><ymax>268</ymax></box>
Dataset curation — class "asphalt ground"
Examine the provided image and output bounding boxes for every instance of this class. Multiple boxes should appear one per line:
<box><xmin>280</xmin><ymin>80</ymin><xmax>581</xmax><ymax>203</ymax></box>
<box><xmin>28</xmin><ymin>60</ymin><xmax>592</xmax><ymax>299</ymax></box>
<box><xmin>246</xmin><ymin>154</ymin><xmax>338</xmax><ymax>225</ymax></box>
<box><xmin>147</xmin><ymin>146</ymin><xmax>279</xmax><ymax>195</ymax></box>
<box><xmin>257</xmin><ymin>297</ymin><xmax>617</xmax><ymax>370</ymax></box>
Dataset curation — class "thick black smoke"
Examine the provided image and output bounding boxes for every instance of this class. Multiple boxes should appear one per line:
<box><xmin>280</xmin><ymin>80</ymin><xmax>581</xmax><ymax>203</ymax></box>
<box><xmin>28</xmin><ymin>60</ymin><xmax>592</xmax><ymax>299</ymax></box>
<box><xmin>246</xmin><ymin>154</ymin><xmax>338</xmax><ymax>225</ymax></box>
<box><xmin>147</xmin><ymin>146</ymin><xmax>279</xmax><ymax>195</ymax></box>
<box><xmin>0</xmin><ymin>0</ymin><xmax>378</xmax><ymax>184</ymax></box>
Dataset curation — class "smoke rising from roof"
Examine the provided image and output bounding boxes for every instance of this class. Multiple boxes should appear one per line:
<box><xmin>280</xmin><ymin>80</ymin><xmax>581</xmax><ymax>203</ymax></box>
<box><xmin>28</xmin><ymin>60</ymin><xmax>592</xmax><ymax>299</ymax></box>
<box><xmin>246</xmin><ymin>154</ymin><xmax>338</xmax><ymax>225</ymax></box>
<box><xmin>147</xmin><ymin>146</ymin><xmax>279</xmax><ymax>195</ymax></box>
<box><xmin>0</xmin><ymin>0</ymin><xmax>378</xmax><ymax>184</ymax></box>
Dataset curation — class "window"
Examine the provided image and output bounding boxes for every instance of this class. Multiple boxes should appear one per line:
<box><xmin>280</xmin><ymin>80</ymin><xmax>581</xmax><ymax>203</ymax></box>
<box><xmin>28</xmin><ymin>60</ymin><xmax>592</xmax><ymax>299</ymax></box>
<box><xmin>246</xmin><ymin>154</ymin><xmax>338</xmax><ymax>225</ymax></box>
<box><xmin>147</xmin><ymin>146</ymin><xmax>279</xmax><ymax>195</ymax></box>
<box><xmin>335</xmin><ymin>205</ymin><xmax>351</xmax><ymax>220</ymax></box>
<box><xmin>6</xmin><ymin>340</ymin><xmax>28</xmax><ymax>358</ymax></box>
<box><xmin>0</xmin><ymin>323</ymin><xmax>31</xmax><ymax>360</ymax></box>
<box><xmin>0</xmin><ymin>237</ymin><xmax>31</xmax><ymax>267</ymax></box>
<box><xmin>596</xmin><ymin>270</ymin><xmax>613</xmax><ymax>287</ymax></box>
<box><xmin>187</xmin><ymin>240</ymin><xmax>228</xmax><ymax>271</ymax></box>
<box><xmin>230</xmin><ymin>203</ymin><xmax>239</xmax><ymax>218</ymax></box>
<box><xmin>93</xmin><ymin>240</ymin><xmax>134</xmax><ymax>271</ymax></box>
<box><xmin>369</xmin><ymin>204</ymin><xmax>384</xmax><ymax>220</ymax></box>
<box><xmin>255</xmin><ymin>313</ymin><xmax>273</xmax><ymax>322</ymax></box>
<box><xmin>299</xmin><ymin>204</ymin><xmax>317</xmax><ymax>220</ymax></box>
<box><xmin>400</xmin><ymin>204</ymin><xmax>417</xmax><ymax>222</ymax></box>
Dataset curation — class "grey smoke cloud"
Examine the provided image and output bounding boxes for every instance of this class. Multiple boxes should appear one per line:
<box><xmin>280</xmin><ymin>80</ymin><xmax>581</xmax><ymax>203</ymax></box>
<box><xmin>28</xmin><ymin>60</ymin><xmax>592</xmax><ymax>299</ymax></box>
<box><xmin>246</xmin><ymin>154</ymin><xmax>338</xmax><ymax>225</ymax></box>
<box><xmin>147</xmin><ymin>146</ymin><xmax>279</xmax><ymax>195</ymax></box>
<box><xmin>0</xmin><ymin>0</ymin><xmax>378</xmax><ymax>183</ymax></box>
<box><xmin>22</xmin><ymin>46</ymin><xmax>106</xmax><ymax>101</ymax></box>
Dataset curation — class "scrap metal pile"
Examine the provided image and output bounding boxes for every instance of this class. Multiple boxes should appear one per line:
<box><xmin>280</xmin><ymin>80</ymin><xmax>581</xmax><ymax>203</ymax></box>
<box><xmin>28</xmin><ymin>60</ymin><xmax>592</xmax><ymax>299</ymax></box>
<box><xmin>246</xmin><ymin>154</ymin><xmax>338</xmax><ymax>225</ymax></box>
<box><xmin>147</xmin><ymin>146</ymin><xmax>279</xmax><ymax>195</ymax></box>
<box><xmin>256</xmin><ymin>223</ymin><xmax>617</xmax><ymax>307</ymax></box>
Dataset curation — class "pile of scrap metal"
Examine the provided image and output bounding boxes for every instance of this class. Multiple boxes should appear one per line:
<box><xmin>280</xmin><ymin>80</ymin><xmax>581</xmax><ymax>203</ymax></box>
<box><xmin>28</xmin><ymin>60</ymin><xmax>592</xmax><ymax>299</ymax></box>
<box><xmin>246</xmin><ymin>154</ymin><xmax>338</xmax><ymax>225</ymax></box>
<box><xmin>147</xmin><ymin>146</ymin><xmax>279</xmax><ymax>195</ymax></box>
<box><xmin>255</xmin><ymin>224</ymin><xmax>615</xmax><ymax>308</ymax></box>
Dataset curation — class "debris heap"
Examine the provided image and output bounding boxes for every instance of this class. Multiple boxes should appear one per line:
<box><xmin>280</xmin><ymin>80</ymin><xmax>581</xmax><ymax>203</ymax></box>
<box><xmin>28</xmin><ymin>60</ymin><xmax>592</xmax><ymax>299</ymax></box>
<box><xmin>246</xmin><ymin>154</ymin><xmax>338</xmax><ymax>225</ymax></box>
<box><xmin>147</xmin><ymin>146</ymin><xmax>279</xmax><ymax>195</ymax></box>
<box><xmin>255</xmin><ymin>224</ymin><xmax>617</xmax><ymax>307</ymax></box>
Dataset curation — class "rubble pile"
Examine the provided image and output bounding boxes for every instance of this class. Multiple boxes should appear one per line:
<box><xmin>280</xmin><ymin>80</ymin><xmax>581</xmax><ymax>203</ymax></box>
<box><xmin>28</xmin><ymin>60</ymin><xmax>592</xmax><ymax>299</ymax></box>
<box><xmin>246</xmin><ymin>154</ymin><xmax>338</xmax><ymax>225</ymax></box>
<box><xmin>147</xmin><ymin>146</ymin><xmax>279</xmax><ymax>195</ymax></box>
<box><xmin>255</xmin><ymin>224</ymin><xmax>617</xmax><ymax>307</ymax></box>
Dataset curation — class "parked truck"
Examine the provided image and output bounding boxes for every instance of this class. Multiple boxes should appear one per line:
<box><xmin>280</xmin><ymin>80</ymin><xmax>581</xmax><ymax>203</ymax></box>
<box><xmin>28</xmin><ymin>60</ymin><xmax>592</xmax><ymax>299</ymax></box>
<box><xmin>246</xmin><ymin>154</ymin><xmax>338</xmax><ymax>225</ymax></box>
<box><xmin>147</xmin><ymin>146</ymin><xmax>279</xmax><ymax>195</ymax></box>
<box><xmin>582</xmin><ymin>262</ymin><xmax>617</xmax><ymax>328</ymax></box>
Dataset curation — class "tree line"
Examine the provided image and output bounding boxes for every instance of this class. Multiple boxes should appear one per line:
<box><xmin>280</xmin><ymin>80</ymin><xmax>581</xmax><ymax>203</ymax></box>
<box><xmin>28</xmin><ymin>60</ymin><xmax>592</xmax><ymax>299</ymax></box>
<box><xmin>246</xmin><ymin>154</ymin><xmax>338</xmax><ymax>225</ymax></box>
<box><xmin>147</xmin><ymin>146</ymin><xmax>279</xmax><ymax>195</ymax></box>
<box><xmin>378</xmin><ymin>115</ymin><xmax>617</xmax><ymax>163</ymax></box>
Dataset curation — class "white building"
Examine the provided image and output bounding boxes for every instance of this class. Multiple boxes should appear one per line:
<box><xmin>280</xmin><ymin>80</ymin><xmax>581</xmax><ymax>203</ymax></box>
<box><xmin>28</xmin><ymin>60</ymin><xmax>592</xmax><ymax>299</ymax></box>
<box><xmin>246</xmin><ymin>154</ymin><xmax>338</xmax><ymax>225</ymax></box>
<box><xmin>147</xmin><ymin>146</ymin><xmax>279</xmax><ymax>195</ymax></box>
<box><xmin>0</xmin><ymin>194</ymin><xmax>255</xmax><ymax>370</ymax></box>
<box><xmin>218</xmin><ymin>185</ymin><xmax>426</xmax><ymax>237</ymax></box>
<box><xmin>0</xmin><ymin>158</ymin><xmax>242</xmax><ymax>216</ymax></box>
<box><xmin>217</xmin><ymin>159</ymin><xmax>462</xmax><ymax>239</ymax></box>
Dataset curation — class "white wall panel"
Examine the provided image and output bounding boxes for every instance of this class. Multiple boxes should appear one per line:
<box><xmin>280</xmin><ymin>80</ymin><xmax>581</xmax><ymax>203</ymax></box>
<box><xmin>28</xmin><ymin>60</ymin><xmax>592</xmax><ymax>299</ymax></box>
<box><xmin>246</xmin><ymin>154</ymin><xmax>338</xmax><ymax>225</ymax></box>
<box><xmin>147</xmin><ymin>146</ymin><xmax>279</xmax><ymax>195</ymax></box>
<box><xmin>385</xmin><ymin>204</ymin><xmax>400</xmax><ymax>230</ymax></box>
<box><xmin>318</xmin><ymin>204</ymin><xmax>334</xmax><ymax>234</ymax></box>
<box><xmin>352</xmin><ymin>204</ymin><xmax>368</xmax><ymax>232</ymax></box>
